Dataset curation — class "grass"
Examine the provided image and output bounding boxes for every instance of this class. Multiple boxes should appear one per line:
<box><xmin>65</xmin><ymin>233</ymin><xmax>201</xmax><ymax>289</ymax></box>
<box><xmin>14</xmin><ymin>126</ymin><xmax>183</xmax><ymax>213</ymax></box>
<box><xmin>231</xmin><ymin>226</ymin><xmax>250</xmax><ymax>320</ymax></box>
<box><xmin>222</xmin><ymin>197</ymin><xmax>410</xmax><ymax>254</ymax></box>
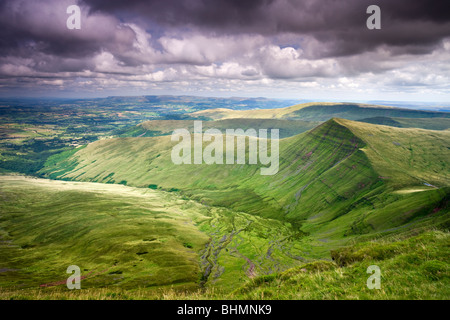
<box><xmin>190</xmin><ymin>102</ymin><xmax>449</xmax><ymax>122</ymax></box>
<box><xmin>337</xmin><ymin>118</ymin><xmax>450</xmax><ymax>187</ymax></box>
<box><xmin>0</xmin><ymin>176</ymin><xmax>210</xmax><ymax>291</ymax></box>
<box><xmin>2</xmin><ymin>113</ymin><xmax>449</xmax><ymax>300</ymax></box>
<box><xmin>38</xmin><ymin>119</ymin><xmax>450</xmax><ymax>240</ymax></box>
<box><xmin>0</xmin><ymin>176</ymin><xmax>317</xmax><ymax>295</ymax></box>
<box><xmin>2</xmin><ymin>230</ymin><xmax>448</xmax><ymax>300</ymax></box>
<box><xmin>122</xmin><ymin>119</ymin><xmax>320</xmax><ymax>139</ymax></box>
<box><xmin>232</xmin><ymin>230</ymin><xmax>450</xmax><ymax>300</ymax></box>
<box><xmin>359</xmin><ymin>117</ymin><xmax>450</xmax><ymax>130</ymax></box>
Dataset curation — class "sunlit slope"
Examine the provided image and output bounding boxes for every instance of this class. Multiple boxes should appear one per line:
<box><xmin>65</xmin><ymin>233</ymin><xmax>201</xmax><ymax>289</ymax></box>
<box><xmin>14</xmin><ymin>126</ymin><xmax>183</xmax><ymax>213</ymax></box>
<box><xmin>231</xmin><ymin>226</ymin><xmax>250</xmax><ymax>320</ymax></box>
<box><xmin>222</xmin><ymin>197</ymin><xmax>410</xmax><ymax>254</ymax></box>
<box><xmin>2</xmin><ymin>176</ymin><xmax>447</xmax><ymax>298</ymax></box>
<box><xmin>336</xmin><ymin>118</ymin><xmax>450</xmax><ymax>187</ymax></box>
<box><xmin>40</xmin><ymin>119</ymin><xmax>450</xmax><ymax>238</ymax></box>
<box><xmin>189</xmin><ymin>103</ymin><xmax>316</xmax><ymax>120</ymax></box>
<box><xmin>41</xmin><ymin>119</ymin><xmax>378</xmax><ymax>218</ymax></box>
<box><xmin>191</xmin><ymin>102</ymin><xmax>449</xmax><ymax>121</ymax></box>
<box><xmin>0</xmin><ymin>176</ymin><xmax>315</xmax><ymax>291</ymax></box>
<box><xmin>0</xmin><ymin>176</ymin><xmax>210</xmax><ymax>290</ymax></box>
<box><xmin>118</xmin><ymin>119</ymin><xmax>320</xmax><ymax>139</ymax></box>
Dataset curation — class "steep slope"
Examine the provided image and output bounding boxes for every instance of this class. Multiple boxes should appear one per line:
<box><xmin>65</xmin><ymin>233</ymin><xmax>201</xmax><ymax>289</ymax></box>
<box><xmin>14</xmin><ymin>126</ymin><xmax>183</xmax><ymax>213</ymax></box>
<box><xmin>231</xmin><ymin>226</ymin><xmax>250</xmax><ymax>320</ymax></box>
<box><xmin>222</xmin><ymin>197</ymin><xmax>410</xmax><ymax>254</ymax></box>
<box><xmin>285</xmin><ymin>104</ymin><xmax>449</xmax><ymax>121</ymax></box>
<box><xmin>337</xmin><ymin>118</ymin><xmax>450</xmax><ymax>187</ymax></box>
<box><xmin>40</xmin><ymin>119</ymin><xmax>450</xmax><ymax>241</ymax></box>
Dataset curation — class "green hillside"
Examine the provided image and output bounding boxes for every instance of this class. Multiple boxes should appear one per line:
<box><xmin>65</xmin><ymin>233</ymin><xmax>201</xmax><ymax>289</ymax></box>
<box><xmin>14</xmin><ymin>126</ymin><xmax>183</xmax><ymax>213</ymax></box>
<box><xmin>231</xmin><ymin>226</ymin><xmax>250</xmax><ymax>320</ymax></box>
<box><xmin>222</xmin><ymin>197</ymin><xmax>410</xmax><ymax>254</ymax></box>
<box><xmin>358</xmin><ymin>117</ymin><xmax>450</xmax><ymax>130</ymax></box>
<box><xmin>0</xmin><ymin>176</ymin><xmax>311</xmax><ymax>292</ymax></box>
<box><xmin>285</xmin><ymin>104</ymin><xmax>449</xmax><ymax>121</ymax></box>
<box><xmin>0</xmin><ymin>176</ymin><xmax>210</xmax><ymax>290</ymax></box>
<box><xmin>1</xmin><ymin>175</ymin><xmax>448</xmax><ymax>299</ymax></box>
<box><xmin>231</xmin><ymin>230</ymin><xmax>450</xmax><ymax>300</ymax></box>
<box><xmin>2</xmin><ymin>117</ymin><xmax>450</xmax><ymax>300</ymax></box>
<box><xmin>40</xmin><ymin>119</ymin><xmax>450</xmax><ymax>243</ymax></box>
<box><xmin>117</xmin><ymin>119</ymin><xmax>320</xmax><ymax>139</ymax></box>
<box><xmin>191</xmin><ymin>102</ymin><xmax>449</xmax><ymax>122</ymax></box>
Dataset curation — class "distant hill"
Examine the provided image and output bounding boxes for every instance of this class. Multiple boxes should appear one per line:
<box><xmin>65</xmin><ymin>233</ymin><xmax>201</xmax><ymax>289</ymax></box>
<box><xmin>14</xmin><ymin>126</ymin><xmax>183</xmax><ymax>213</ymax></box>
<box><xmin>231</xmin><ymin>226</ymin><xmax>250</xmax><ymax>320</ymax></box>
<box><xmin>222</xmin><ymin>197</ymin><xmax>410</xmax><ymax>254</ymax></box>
<box><xmin>358</xmin><ymin>116</ymin><xmax>450</xmax><ymax>130</ymax></box>
<box><xmin>117</xmin><ymin>119</ymin><xmax>320</xmax><ymax>139</ymax></box>
<box><xmin>191</xmin><ymin>102</ymin><xmax>450</xmax><ymax>122</ymax></box>
<box><xmin>70</xmin><ymin>95</ymin><xmax>301</xmax><ymax>111</ymax></box>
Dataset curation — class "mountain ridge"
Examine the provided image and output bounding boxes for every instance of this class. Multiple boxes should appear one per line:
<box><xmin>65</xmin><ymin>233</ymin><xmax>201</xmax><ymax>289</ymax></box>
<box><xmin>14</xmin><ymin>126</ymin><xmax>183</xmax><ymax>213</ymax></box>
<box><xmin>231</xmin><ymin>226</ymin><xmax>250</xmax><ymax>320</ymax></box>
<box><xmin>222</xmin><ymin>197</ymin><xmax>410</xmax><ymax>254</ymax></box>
<box><xmin>191</xmin><ymin>102</ymin><xmax>450</xmax><ymax>121</ymax></box>
<box><xmin>40</xmin><ymin>118</ymin><xmax>450</xmax><ymax>241</ymax></box>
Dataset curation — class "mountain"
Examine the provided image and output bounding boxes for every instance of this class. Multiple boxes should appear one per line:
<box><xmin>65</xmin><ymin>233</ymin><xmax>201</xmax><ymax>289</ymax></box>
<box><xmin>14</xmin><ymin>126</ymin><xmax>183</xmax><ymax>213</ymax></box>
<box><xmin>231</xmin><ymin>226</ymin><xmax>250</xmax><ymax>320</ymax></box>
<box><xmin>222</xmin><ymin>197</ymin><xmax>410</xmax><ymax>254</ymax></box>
<box><xmin>191</xmin><ymin>102</ymin><xmax>450</xmax><ymax>122</ymax></box>
<box><xmin>2</xmin><ymin>115</ymin><xmax>449</xmax><ymax>299</ymax></box>
<box><xmin>40</xmin><ymin>118</ymin><xmax>450</xmax><ymax>242</ymax></box>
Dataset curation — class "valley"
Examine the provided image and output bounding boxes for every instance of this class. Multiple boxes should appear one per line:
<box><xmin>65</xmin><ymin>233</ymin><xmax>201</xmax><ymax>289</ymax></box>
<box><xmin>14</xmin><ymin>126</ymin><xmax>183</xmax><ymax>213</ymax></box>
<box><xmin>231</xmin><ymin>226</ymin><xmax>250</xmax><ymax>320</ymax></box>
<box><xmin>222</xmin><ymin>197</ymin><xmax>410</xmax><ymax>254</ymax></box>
<box><xmin>0</xmin><ymin>175</ymin><xmax>310</xmax><ymax>293</ymax></box>
<box><xmin>0</xmin><ymin>97</ymin><xmax>449</xmax><ymax>299</ymax></box>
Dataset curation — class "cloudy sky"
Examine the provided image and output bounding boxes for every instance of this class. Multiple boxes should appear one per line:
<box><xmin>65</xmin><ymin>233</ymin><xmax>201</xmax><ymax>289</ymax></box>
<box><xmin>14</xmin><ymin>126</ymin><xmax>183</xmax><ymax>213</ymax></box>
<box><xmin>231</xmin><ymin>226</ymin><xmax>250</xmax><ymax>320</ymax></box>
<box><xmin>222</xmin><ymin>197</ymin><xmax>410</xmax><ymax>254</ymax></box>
<box><xmin>0</xmin><ymin>0</ymin><xmax>449</xmax><ymax>102</ymax></box>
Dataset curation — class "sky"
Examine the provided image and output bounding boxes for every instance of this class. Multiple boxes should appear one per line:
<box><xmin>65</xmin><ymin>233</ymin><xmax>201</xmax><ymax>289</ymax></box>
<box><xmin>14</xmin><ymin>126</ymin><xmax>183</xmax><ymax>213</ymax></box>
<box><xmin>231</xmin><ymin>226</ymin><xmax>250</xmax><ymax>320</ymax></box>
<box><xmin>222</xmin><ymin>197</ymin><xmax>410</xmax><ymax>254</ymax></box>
<box><xmin>0</xmin><ymin>0</ymin><xmax>450</xmax><ymax>102</ymax></box>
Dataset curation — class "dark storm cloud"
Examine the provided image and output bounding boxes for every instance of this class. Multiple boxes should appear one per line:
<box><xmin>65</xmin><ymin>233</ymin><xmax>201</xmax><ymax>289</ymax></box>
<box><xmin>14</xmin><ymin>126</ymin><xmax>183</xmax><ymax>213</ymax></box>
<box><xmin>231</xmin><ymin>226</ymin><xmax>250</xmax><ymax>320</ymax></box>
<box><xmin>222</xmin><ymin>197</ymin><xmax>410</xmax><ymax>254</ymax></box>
<box><xmin>0</xmin><ymin>0</ymin><xmax>449</xmax><ymax>99</ymax></box>
<box><xmin>82</xmin><ymin>0</ymin><xmax>450</xmax><ymax>57</ymax></box>
<box><xmin>84</xmin><ymin>0</ymin><xmax>274</xmax><ymax>29</ymax></box>
<box><xmin>0</xmin><ymin>2</ymin><xmax>136</xmax><ymax>60</ymax></box>
<box><xmin>1</xmin><ymin>0</ymin><xmax>448</xmax><ymax>65</ymax></box>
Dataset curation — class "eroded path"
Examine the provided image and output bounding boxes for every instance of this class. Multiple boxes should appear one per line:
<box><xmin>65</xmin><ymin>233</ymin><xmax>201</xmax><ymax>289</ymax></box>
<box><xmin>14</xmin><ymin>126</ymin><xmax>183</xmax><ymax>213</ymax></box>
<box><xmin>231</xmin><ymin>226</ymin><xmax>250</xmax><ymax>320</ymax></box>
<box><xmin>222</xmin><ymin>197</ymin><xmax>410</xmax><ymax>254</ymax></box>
<box><xmin>195</xmin><ymin>207</ymin><xmax>308</xmax><ymax>288</ymax></box>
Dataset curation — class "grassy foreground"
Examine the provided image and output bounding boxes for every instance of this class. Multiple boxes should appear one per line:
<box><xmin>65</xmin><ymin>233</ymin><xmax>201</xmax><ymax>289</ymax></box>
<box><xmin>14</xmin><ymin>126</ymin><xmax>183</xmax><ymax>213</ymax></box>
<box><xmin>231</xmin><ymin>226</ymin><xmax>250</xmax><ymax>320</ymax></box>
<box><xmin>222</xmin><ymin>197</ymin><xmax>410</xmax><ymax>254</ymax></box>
<box><xmin>1</xmin><ymin>230</ymin><xmax>448</xmax><ymax>300</ymax></box>
<box><xmin>0</xmin><ymin>175</ymin><xmax>448</xmax><ymax>300</ymax></box>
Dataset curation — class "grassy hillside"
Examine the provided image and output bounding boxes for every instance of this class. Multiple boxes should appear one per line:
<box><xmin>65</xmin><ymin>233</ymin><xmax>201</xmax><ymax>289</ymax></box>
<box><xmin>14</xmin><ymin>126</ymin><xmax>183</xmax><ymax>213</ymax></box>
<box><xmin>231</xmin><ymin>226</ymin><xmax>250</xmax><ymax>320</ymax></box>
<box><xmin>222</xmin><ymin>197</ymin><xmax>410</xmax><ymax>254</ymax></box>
<box><xmin>191</xmin><ymin>102</ymin><xmax>449</xmax><ymax>122</ymax></box>
<box><xmin>338</xmin><ymin>118</ymin><xmax>449</xmax><ymax>187</ymax></box>
<box><xmin>39</xmin><ymin>119</ymin><xmax>450</xmax><ymax>246</ymax></box>
<box><xmin>2</xmin><ymin>99</ymin><xmax>449</xmax><ymax>300</ymax></box>
<box><xmin>0</xmin><ymin>176</ymin><xmax>210</xmax><ymax>290</ymax></box>
<box><xmin>230</xmin><ymin>230</ymin><xmax>450</xmax><ymax>300</ymax></box>
<box><xmin>2</xmin><ymin>223</ymin><xmax>448</xmax><ymax>299</ymax></box>
<box><xmin>117</xmin><ymin>119</ymin><xmax>320</xmax><ymax>139</ymax></box>
<box><xmin>2</xmin><ymin>117</ymin><xmax>449</xmax><ymax>299</ymax></box>
<box><xmin>0</xmin><ymin>175</ymin><xmax>317</xmax><ymax>293</ymax></box>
